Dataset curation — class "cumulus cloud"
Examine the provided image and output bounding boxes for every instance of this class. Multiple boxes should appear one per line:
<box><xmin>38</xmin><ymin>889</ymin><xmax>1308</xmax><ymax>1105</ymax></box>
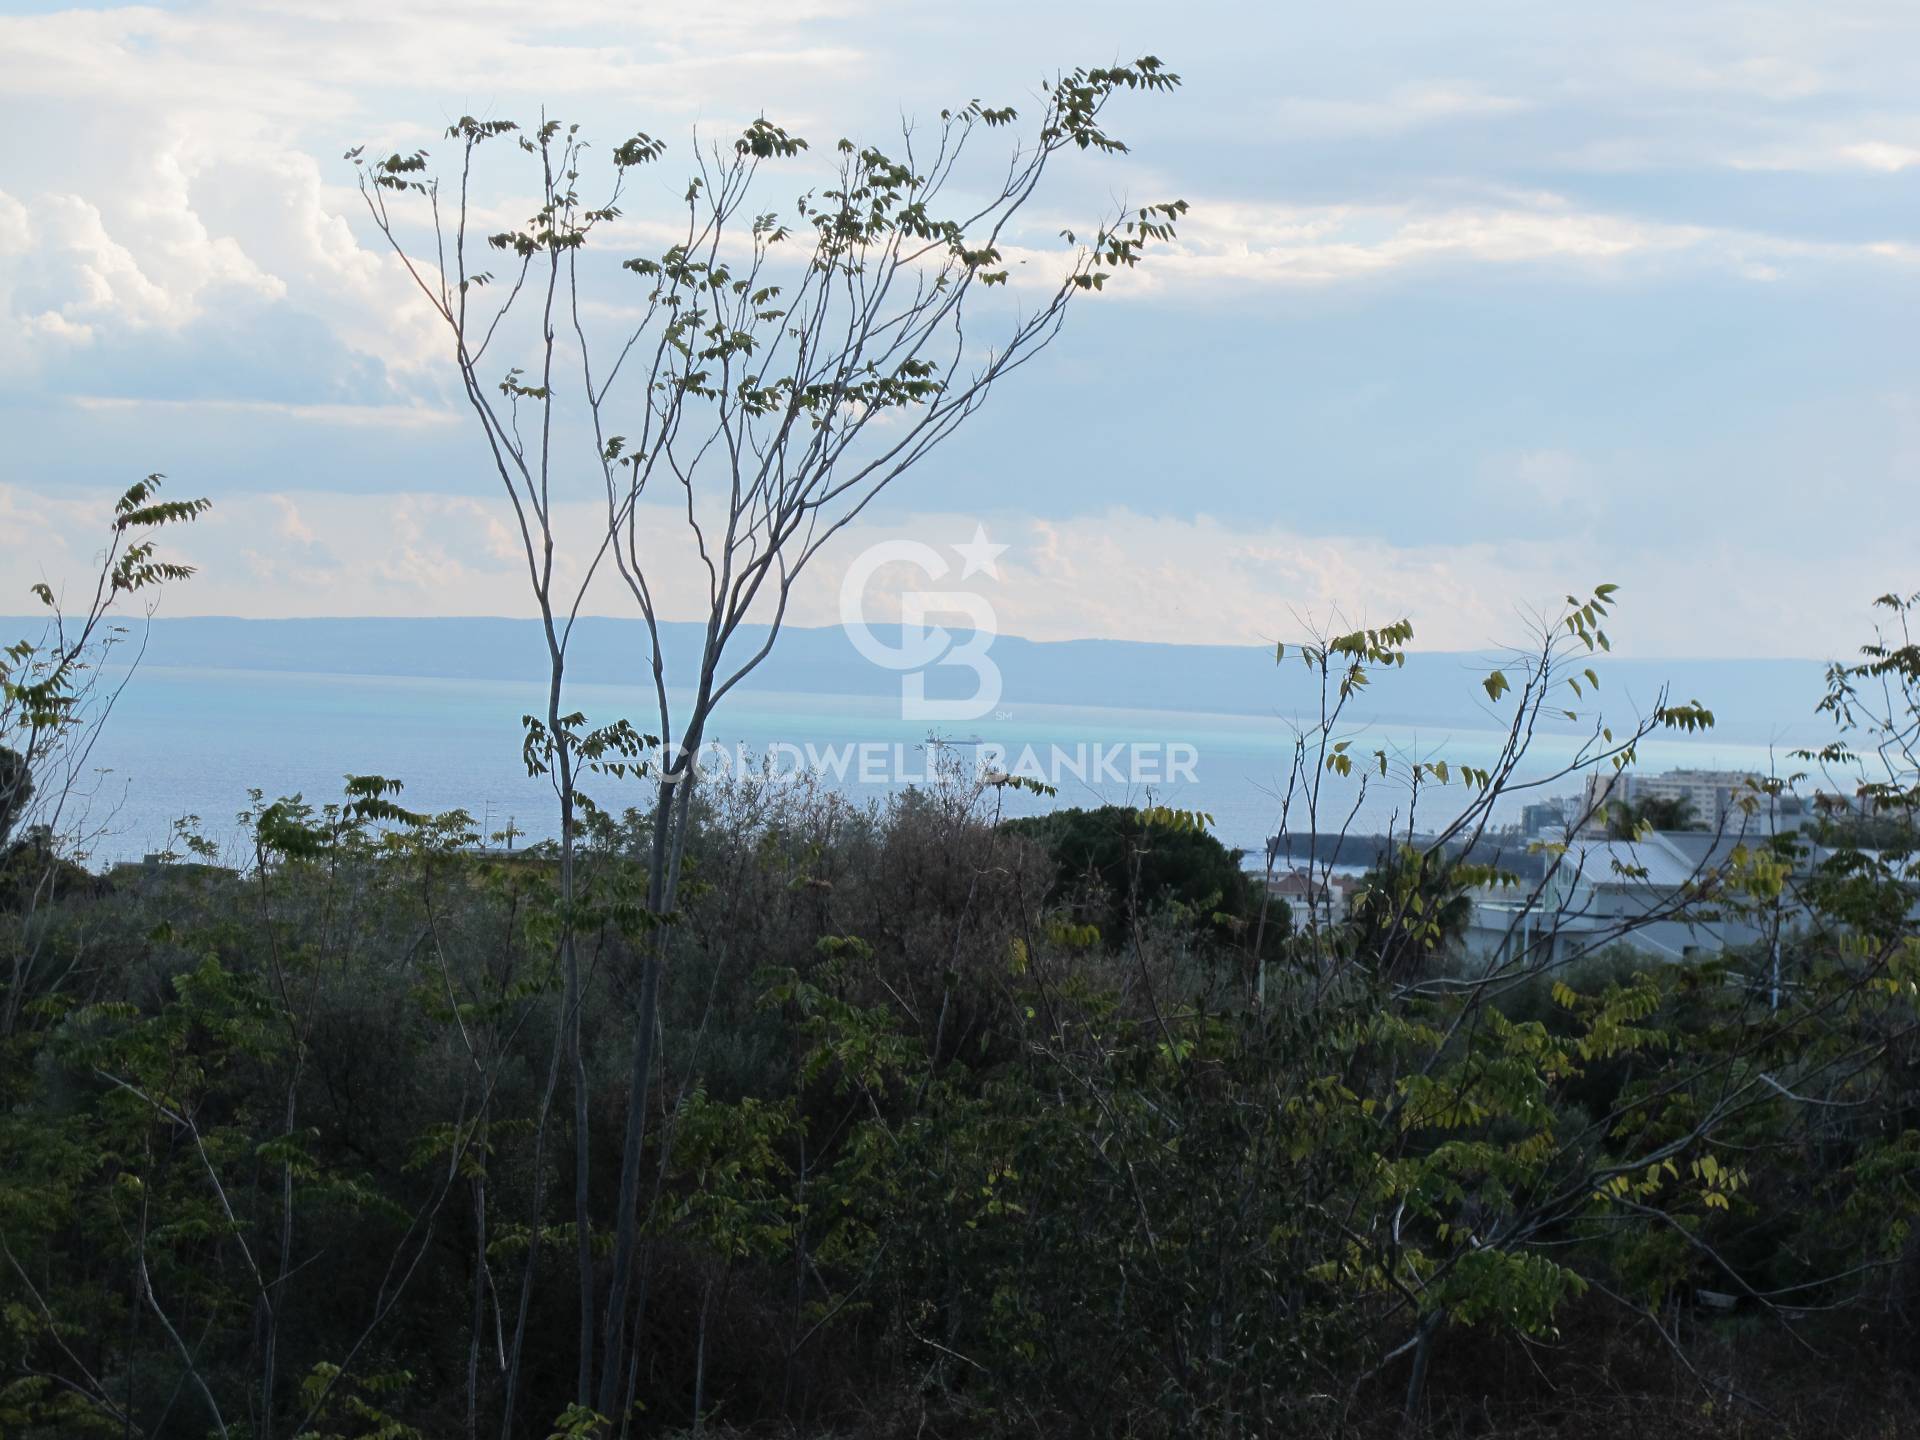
<box><xmin>4</xmin><ymin>0</ymin><xmax>1917</xmax><ymax>405</ymax></box>
<box><xmin>0</xmin><ymin>182</ymin><xmax>275</xmax><ymax>378</ymax></box>
<box><xmin>1</xmin><ymin>0</ymin><xmax>1916</xmax><ymax>666</ymax></box>
<box><xmin>0</xmin><ymin>0</ymin><xmax>874</xmax><ymax>397</ymax></box>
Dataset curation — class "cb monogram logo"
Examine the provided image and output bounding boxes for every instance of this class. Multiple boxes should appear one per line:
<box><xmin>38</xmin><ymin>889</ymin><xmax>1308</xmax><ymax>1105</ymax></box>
<box><xmin>838</xmin><ymin>525</ymin><xmax>1007</xmax><ymax>722</ymax></box>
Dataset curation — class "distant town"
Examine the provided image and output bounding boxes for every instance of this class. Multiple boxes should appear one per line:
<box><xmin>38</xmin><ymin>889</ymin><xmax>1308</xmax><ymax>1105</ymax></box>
<box><xmin>1264</xmin><ymin>766</ymin><xmax>1908</xmax><ymax>966</ymax></box>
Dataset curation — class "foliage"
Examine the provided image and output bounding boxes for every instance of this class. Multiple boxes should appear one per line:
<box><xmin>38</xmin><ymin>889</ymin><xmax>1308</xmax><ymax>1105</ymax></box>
<box><xmin>1346</xmin><ymin>844</ymin><xmax>1476</xmax><ymax>973</ymax></box>
<box><xmin>2</xmin><ymin>590</ymin><xmax>1915</xmax><ymax>1439</ymax></box>
<box><xmin>350</xmin><ymin>63</ymin><xmax>1188</xmax><ymax>1424</ymax></box>
<box><xmin>1605</xmin><ymin>794</ymin><xmax>1699</xmax><ymax>838</ymax></box>
<box><xmin>1000</xmin><ymin>802</ymin><xmax>1276</xmax><ymax>950</ymax></box>
<box><xmin>0</xmin><ymin>747</ymin><xmax>30</xmax><ymax>851</ymax></box>
<box><xmin>3</xmin><ymin>258</ymin><xmax>1919</xmax><ymax>1440</ymax></box>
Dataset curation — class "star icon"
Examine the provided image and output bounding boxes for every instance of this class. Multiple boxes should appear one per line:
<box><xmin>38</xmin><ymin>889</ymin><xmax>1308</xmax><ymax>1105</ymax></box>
<box><xmin>953</xmin><ymin>524</ymin><xmax>1008</xmax><ymax>580</ymax></box>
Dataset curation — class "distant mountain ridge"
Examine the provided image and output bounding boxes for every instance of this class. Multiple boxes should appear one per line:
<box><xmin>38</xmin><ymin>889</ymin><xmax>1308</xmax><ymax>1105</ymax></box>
<box><xmin>4</xmin><ymin>615</ymin><xmax>1832</xmax><ymax>742</ymax></box>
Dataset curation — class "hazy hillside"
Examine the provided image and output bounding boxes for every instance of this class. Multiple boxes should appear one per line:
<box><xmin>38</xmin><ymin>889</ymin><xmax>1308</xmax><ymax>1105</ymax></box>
<box><xmin>8</xmin><ymin>614</ymin><xmax>1832</xmax><ymax>743</ymax></box>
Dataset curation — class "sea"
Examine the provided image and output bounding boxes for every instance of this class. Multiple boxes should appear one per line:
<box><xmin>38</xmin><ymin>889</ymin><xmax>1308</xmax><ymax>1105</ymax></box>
<box><xmin>51</xmin><ymin>663</ymin><xmax>1824</xmax><ymax>869</ymax></box>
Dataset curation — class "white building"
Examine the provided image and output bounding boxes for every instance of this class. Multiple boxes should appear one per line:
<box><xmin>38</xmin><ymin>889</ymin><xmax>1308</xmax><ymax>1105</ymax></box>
<box><xmin>1577</xmin><ymin>768</ymin><xmax>1796</xmax><ymax>837</ymax></box>
<box><xmin>1265</xmin><ymin>867</ymin><xmax>1362</xmax><ymax>925</ymax></box>
<box><xmin>1464</xmin><ymin>830</ymin><xmax>1782</xmax><ymax>966</ymax></box>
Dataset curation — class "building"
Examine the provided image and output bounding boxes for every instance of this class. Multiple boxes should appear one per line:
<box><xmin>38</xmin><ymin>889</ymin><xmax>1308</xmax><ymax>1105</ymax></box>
<box><xmin>1576</xmin><ymin>768</ymin><xmax>1805</xmax><ymax>837</ymax></box>
<box><xmin>1812</xmin><ymin>786</ymin><xmax>1881</xmax><ymax>819</ymax></box>
<box><xmin>1265</xmin><ymin>867</ymin><xmax>1363</xmax><ymax>925</ymax></box>
<box><xmin>1463</xmin><ymin>821</ymin><xmax>1906</xmax><ymax>968</ymax></box>
<box><xmin>1464</xmin><ymin>829</ymin><xmax>1783</xmax><ymax>966</ymax></box>
<box><xmin>1520</xmin><ymin>796</ymin><xmax>1579</xmax><ymax>838</ymax></box>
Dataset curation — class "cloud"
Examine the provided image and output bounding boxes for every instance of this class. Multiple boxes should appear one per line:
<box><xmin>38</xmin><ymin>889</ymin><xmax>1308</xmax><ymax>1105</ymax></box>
<box><xmin>1270</xmin><ymin>82</ymin><xmax>1531</xmax><ymax>139</ymax></box>
<box><xmin>0</xmin><ymin>140</ymin><xmax>425</xmax><ymax>396</ymax></box>
<box><xmin>1147</xmin><ymin>196</ymin><xmax>1701</xmax><ymax>285</ymax></box>
<box><xmin>0</xmin><ymin>0</ymin><xmax>1912</xmax><ymax>405</ymax></box>
<box><xmin>0</xmin><ymin>2</ymin><xmax>870</xmax><ymax>119</ymax></box>
<box><xmin>0</xmin><ymin>0</ymin><xmax>875</xmax><ymax>398</ymax></box>
<box><xmin>977</xmin><ymin>192</ymin><xmax>1739</xmax><ymax>301</ymax></box>
<box><xmin>1098</xmin><ymin>190</ymin><xmax>1920</xmax><ymax>291</ymax></box>
<box><xmin>1730</xmin><ymin>136</ymin><xmax>1920</xmax><ymax>174</ymax></box>
<box><xmin>0</xmin><ymin>182</ymin><xmax>281</xmax><ymax>374</ymax></box>
<box><xmin>1</xmin><ymin>483</ymin><xmax>1898</xmax><ymax>661</ymax></box>
<box><xmin>69</xmin><ymin>396</ymin><xmax>457</xmax><ymax>429</ymax></box>
<box><xmin>1</xmin><ymin>0</ymin><xmax>1915</xmax><ymax>667</ymax></box>
<box><xmin>0</xmin><ymin>482</ymin><xmax>99</xmax><ymax>587</ymax></box>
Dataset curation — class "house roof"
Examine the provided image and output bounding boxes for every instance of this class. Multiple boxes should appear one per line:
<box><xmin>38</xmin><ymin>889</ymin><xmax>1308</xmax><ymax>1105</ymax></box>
<box><xmin>1557</xmin><ymin>835</ymin><xmax>1703</xmax><ymax>890</ymax></box>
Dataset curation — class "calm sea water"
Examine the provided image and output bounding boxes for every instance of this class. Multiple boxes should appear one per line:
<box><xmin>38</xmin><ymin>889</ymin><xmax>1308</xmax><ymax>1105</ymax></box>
<box><xmin>59</xmin><ymin>665</ymin><xmax>1814</xmax><ymax>867</ymax></box>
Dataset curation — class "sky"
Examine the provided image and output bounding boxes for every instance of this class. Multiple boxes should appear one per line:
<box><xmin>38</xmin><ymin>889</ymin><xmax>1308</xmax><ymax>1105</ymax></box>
<box><xmin>0</xmin><ymin>0</ymin><xmax>1916</xmax><ymax>658</ymax></box>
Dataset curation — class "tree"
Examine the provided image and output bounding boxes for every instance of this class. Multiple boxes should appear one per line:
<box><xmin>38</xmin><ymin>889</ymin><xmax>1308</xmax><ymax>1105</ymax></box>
<box><xmin>1606</xmin><ymin>793</ymin><xmax>1697</xmax><ymax>839</ymax></box>
<box><xmin>0</xmin><ymin>748</ymin><xmax>29</xmax><ymax>852</ymax></box>
<box><xmin>1002</xmin><ymin>802</ymin><xmax>1274</xmax><ymax>948</ymax></box>
<box><xmin>1346</xmin><ymin>845</ymin><xmax>1475</xmax><ymax>974</ymax></box>
<box><xmin>1802</xmin><ymin>588</ymin><xmax>1920</xmax><ymax>838</ymax></box>
<box><xmin>4</xmin><ymin>585</ymin><xmax>1917</xmax><ymax>1437</ymax></box>
<box><xmin>354</xmin><ymin>61</ymin><xmax>1186</xmax><ymax>1423</ymax></box>
<box><xmin>1</xmin><ymin>477</ymin><xmax>208</xmax><ymax>1032</ymax></box>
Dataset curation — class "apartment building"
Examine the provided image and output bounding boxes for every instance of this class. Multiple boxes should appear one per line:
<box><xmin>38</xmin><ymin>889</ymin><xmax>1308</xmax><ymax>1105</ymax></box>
<box><xmin>1578</xmin><ymin>767</ymin><xmax>1780</xmax><ymax>836</ymax></box>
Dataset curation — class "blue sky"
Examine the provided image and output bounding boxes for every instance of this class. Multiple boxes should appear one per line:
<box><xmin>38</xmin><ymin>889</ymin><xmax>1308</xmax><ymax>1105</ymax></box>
<box><xmin>0</xmin><ymin>0</ymin><xmax>1916</xmax><ymax>656</ymax></box>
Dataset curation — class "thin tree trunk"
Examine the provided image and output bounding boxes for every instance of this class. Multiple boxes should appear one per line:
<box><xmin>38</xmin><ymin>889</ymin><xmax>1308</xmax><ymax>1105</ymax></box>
<box><xmin>594</xmin><ymin>769</ymin><xmax>686</xmax><ymax>1417</ymax></box>
<box><xmin>1401</xmin><ymin>1315</ymin><xmax>1438</xmax><ymax>1435</ymax></box>
<box><xmin>258</xmin><ymin>1080</ymin><xmax>298</xmax><ymax>1440</ymax></box>
<box><xmin>593</xmin><ymin>946</ymin><xmax>660</xmax><ymax>1417</ymax></box>
<box><xmin>466</xmin><ymin>1109</ymin><xmax>489</xmax><ymax>1440</ymax></box>
<box><xmin>498</xmin><ymin>993</ymin><xmax>570</xmax><ymax>1440</ymax></box>
<box><xmin>691</xmin><ymin>1276</ymin><xmax>714</xmax><ymax>1435</ymax></box>
<box><xmin>567</xmin><ymin>920</ymin><xmax>593</xmax><ymax>1409</ymax></box>
<box><xmin>543</xmin><ymin>651</ymin><xmax>595</xmax><ymax>1409</ymax></box>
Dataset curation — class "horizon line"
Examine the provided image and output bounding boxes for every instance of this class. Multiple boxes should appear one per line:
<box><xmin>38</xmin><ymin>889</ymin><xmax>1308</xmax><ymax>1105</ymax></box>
<box><xmin>0</xmin><ymin>612</ymin><xmax>1836</xmax><ymax>666</ymax></box>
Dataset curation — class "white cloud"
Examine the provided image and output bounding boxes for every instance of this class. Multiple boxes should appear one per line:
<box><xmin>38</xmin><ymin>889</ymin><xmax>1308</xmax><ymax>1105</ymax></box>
<box><xmin>0</xmin><ymin>483</ymin><xmax>1895</xmax><ymax>660</ymax></box>
<box><xmin>0</xmin><ymin>0</ymin><xmax>876</xmax><ymax>394</ymax></box>
<box><xmin>1731</xmin><ymin>137</ymin><xmax>1920</xmax><ymax>174</ymax></box>
<box><xmin>980</xmin><ymin>193</ymin><xmax>1731</xmax><ymax>299</ymax></box>
<box><xmin>1116</xmin><ymin>196</ymin><xmax>1694</xmax><ymax>287</ymax></box>
<box><xmin>0</xmin><ymin>482</ymin><xmax>98</xmax><ymax>588</ymax></box>
<box><xmin>1624</xmin><ymin>50</ymin><xmax>1832</xmax><ymax>104</ymax></box>
<box><xmin>0</xmin><ymin>182</ymin><xmax>281</xmax><ymax>377</ymax></box>
<box><xmin>0</xmin><ymin>2</ymin><xmax>869</xmax><ymax>118</ymax></box>
<box><xmin>1086</xmin><ymin>189</ymin><xmax>1920</xmax><ymax>291</ymax></box>
<box><xmin>69</xmin><ymin>396</ymin><xmax>457</xmax><ymax>429</ymax></box>
<box><xmin>0</xmin><ymin>0</ymin><xmax>1915</xmax><ymax>668</ymax></box>
<box><xmin>1</xmin><ymin>0</ymin><xmax>1914</xmax><ymax>403</ymax></box>
<box><xmin>1839</xmin><ymin>141</ymin><xmax>1920</xmax><ymax>172</ymax></box>
<box><xmin>1475</xmin><ymin>449</ymin><xmax>1602</xmax><ymax>526</ymax></box>
<box><xmin>273</xmin><ymin>497</ymin><xmax>317</xmax><ymax>545</ymax></box>
<box><xmin>1271</xmin><ymin>82</ymin><xmax>1531</xmax><ymax>139</ymax></box>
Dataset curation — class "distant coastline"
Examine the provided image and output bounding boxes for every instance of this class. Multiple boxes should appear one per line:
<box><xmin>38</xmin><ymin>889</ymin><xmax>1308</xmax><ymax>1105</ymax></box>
<box><xmin>3</xmin><ymin>614</ymin><xmax>1832</xmax><ymax>745</ymax></box>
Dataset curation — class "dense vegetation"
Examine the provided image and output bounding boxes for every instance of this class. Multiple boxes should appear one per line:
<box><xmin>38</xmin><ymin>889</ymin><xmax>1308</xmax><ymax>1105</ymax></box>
<box><xmin>3</xmin><ymin>499</ymin><xmax>1917</xmax><ymax>1438</ymax></box>
<box><xmin>4</xmin><ymin>58</ymin><xmax>1919</xmax><ymax>1429</ymax></box>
